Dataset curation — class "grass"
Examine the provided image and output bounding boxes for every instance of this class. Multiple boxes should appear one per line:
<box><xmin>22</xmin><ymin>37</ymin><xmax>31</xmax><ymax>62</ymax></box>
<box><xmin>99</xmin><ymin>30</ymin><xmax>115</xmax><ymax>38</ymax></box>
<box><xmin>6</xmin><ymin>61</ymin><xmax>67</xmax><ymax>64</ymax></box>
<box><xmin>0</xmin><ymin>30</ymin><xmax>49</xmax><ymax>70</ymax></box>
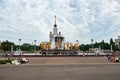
<box><xmin>0</xmin><ymin>60</ymin><xmax>11</xmax><ymax>64</ymax></box>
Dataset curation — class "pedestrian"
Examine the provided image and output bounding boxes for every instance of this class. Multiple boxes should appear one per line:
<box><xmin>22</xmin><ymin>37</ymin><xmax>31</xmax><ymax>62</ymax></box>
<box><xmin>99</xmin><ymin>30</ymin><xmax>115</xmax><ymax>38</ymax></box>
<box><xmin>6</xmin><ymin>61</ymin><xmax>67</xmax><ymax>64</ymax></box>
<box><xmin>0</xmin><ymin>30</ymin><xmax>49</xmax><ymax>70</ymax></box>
<box><xmin>6</xmin><ymin>53</ymin><xmax>8</xmax><ymax>58</ymax></box>
<box><xmin>108</xmin><ymin>56</ymin><xmax>110</xmax><ymax>61</ymax></box>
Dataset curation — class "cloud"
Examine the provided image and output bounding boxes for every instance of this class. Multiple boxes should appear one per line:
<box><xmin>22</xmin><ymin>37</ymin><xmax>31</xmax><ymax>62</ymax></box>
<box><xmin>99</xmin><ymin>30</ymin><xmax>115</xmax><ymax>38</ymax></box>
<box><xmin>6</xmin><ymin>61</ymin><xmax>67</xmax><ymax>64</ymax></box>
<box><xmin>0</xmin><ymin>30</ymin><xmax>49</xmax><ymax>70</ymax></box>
<box><xmin>0</xmin><ymin>0</ymin><xmax>120</xmax><ymax>45</ymax></box>
<box><xmin>101</xmin><ymin>0</ymin><xmax>119</xmax><ymax>16</ymax></box>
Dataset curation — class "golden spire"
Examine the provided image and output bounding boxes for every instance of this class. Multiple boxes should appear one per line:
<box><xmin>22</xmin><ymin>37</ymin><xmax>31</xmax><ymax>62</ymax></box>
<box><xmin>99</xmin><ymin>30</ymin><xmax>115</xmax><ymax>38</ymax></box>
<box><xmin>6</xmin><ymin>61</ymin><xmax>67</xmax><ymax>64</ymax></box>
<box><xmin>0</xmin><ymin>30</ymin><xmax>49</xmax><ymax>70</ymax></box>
<box><xmin>54</xmin><ymin>15</ymin><xmax>57</xmax><ymax>27</ymax></box>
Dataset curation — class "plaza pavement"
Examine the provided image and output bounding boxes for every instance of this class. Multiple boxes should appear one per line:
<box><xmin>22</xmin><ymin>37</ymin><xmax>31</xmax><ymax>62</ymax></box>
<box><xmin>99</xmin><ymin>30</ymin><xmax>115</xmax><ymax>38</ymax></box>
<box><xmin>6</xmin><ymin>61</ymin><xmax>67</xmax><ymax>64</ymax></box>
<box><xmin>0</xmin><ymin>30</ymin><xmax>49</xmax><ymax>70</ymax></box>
<box><xmin>0</xmin><ymin>57</ymin><xmax>120</xmax><ymax>80</ymax></box>
<box><xmin>0</xmin><ymin>56</ymin><xmax>120</xmax><ymax>65</ymax></box>
<box><xmin>0</xmin><ymin>56</ymin><xmax>113</xmax><ymax>65</ymax></box>
<box><xmin>26</xmin><ymin>56</ymin><xmax>111</xmax><ymax>65</ymax></box>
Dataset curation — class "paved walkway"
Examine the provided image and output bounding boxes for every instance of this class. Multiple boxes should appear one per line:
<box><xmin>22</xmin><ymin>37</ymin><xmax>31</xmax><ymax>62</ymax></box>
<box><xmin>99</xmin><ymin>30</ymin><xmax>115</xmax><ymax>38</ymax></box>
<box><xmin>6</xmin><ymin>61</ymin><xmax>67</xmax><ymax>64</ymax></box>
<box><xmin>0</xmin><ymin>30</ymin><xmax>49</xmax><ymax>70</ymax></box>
<box><xmin>1</xmin><ymin>57</ymin><xmax>120</xmax><ymax>80</ymax></box>
<box><xmin>27</xmin><ymin>57</ymin><xmax>110</xmax><ymax>65</ymax></box>
<box><xmin>0</xmin><ymin>56</ymin><xmax>116</xmax><ymax>65</ymax></box>
<box><xmin>0</xmin><ymin>63</ymin><xmax>120</xmax><ymax>80</ymax></box>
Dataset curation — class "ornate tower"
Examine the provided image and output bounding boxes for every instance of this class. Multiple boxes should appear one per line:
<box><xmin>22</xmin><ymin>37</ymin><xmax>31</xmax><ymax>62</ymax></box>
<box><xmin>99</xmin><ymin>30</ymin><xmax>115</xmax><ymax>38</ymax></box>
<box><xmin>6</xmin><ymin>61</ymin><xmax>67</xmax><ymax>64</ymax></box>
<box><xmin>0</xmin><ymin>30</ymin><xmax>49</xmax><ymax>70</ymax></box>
<box><xmin>53</xmin><ymin>15</ymin><xmax>58</xmax><ymax>35</ymax></box>
<box><xmin>49</xmin><ymin>15</ymin><xmax>65</xmax><ymax>50</ymax></box>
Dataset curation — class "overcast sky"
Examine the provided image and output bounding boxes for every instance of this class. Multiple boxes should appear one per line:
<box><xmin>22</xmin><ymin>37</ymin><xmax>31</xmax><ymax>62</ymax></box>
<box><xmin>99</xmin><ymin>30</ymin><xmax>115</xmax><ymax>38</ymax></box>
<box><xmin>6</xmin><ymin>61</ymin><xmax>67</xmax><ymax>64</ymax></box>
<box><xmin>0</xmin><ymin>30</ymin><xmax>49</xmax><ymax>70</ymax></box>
<box><xmin>0</xmin><ymin>0</ymin><xmax>120</xmax><ymax>45</ymax></box>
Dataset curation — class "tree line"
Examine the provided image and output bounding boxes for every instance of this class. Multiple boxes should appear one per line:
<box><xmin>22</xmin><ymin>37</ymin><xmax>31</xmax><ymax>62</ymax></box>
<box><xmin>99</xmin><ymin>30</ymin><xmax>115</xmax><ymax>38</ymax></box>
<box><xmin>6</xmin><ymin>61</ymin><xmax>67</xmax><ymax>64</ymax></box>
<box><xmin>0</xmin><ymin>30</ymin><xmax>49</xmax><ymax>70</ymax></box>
<box><xmin>79</xmin><ymin>38</ymin><xmax>120</xmax><ymax>52</ymax></box>
<box><xmin>0</xmin><ymin>40</ymin><xmax>40</xmax><ymax>52</ymax></box>
<box><xmin>0</xmin><ymin>38</ymin><xmax>120</xmax><ymax>52</ymax></box>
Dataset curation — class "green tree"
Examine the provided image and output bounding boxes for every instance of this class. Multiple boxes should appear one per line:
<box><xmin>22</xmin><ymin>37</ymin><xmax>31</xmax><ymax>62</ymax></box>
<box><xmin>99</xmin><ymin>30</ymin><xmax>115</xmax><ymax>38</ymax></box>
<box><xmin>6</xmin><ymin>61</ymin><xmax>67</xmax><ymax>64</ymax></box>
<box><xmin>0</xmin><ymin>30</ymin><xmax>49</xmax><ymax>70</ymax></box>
<box><xmin>93</xmin><ymin>42</ymin><xmax>99</xmax><ymax>48</ymax></box>
<box><xmin>84</xmin><ymin>44</ymin><xmax>90</xmax><ymax>51</ymax></box>
<box><xmin>109</xmin><ymin>38</ymin><xmax>118</xmax><ymax>51</ymax></box>
<box><xmin>1</xmin><ymin>40</ymin><xmax>15</xmax><ymax>51</ymax></box>
<box><xmin>101</xmin><ymin>43</ymin><xmax>110</xmax><ymax>50</ymax></box>
<box><xmin>110</xmin><ymin>38</ymin><xmax>115</xmax><ymax>45</ymax></box>
<box><xmin>21</xmin><ymin>43</ymin><xmax>31</xmax><ymax>51</ymax></box>
<box><xmin>79</xmin><ymin>44</ymin><xmax>90</xmax><ymax>51</ymax></box>
<box><xmin>79</xmin><ymin>44</ymin><xmax>85</xmax><ymax>51</ymax></box>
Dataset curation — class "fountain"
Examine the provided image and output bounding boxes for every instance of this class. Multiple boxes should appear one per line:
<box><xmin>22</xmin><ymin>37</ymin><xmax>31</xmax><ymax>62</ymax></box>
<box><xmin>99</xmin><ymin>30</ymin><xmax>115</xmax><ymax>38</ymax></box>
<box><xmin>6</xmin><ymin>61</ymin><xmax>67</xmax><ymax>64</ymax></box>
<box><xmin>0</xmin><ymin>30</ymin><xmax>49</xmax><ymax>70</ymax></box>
<box><xmin>50</xmin><ymin>37</ymin><xmax>56</xmax><ymax>50</ymax></box>
<box><xmin>40</xmin><ymin>16</ymin><xmax>78</xmax><ymax>55</ymax></box>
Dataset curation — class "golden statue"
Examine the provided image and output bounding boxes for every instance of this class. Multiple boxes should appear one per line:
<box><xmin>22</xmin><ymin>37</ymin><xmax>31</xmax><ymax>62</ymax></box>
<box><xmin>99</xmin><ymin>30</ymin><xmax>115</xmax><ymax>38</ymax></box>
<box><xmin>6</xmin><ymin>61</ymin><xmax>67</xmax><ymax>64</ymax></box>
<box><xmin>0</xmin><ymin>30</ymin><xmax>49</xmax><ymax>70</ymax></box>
<box><xmin>47</xmin><ymin>42</ymin><xmax>51</xmax><ymax>50</ymax></box>
<box><xmin>63</xmin><ymin>43</ymin><xmax>66</xmax><ymax>50</ymax></box>
<box><xmin>55</xmin><ymin>42</ymin><xmax>58</xmax><ymax>49</ymax></box>
<box><xmin>74</xmin><ymin>43</ymin><xmax>78</xmax><ymax>51</ymax></box>
<box><xmin>69</xmin><ymin>43</ymin><xmax>73</xmax><ymax>50</ymax></box>
<box><xmin>40</xmin><ymin>43</ymin><xmax>46</xmax><ymax>50</ymax></box>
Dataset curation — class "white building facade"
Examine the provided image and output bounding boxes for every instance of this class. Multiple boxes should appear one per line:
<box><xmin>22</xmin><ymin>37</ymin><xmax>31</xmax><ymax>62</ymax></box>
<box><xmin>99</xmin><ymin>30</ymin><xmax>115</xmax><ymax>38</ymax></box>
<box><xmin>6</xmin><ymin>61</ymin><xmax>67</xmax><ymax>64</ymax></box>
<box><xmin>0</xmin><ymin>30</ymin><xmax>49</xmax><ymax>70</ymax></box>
<box><xmin>115</xmin><ymin>36</ymin><xmax>120</xmax><ymax>49</ymax></box>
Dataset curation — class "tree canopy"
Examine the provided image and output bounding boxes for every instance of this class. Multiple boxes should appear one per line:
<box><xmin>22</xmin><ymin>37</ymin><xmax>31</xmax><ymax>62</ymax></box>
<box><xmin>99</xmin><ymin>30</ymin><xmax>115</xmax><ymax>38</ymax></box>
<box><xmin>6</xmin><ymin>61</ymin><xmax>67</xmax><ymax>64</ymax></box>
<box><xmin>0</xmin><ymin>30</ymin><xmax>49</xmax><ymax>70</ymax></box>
<box><xmin>0</xmin><ymin>38</ymin><xmax>120</xmax><ymax>52</ymax></box>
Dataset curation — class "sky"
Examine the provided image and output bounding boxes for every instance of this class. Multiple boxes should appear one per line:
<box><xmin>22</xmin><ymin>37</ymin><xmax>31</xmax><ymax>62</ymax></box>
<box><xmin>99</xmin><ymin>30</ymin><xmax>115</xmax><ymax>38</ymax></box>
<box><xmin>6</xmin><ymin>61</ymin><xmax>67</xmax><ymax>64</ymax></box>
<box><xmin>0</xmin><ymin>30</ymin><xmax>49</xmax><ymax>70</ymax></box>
<box><xmin>0</xmin><ymin>0</ymin><xmax>120</xmax><ymax>45</ymax></box>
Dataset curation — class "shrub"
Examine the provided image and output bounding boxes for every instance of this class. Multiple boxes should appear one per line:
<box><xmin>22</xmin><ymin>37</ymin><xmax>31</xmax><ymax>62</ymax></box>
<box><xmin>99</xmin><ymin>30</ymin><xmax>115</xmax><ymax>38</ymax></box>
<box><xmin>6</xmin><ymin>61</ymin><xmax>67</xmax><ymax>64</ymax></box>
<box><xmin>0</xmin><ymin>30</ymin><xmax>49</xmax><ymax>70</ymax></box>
<box><xmin>0</xmin><ymin>60</ymin><xmax>6</xmax><ymax>64</ymax></box>
<box><xmin>5</xmin><ymin>60</ymin><xmax>11</xmax><ymax>63</ymax></box>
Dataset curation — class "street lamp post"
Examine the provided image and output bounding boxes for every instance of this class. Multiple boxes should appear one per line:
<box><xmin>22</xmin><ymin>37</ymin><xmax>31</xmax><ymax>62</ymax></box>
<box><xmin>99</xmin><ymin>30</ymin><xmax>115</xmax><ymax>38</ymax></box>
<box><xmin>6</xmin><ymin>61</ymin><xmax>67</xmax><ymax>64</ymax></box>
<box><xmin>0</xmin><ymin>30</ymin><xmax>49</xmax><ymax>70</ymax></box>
<box><xmin>76</xmin><ymin>40</ymin><xmax>79</xmax><ymax>54</ymax></box>
<box><xmin>31</xmin><ymin>42</ymin><xmax>33</xmax><ymax>52</ymax></box>
<box><xmin>34</xmin><ymin>40</ymin><xmax>37</xmax><ymax>52</ymax></box>
<box><xmin>76</xmin><ymin>40</ymin><xmax>79</xmax><ymax>44</ymax></box>
<box><xmin>110</xmin><ymin>45</ymin><xmax>113</xmax><ymax>52</ymax></box>
<box><xmin>91</xmin><ymin>39</ymin><xmax>93</xmax><ymax>52</ymax></box>
<box><xmin>18</xmin><ymin>39</ymin><xmax>21</xmax><ymax>58</ymax></box>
